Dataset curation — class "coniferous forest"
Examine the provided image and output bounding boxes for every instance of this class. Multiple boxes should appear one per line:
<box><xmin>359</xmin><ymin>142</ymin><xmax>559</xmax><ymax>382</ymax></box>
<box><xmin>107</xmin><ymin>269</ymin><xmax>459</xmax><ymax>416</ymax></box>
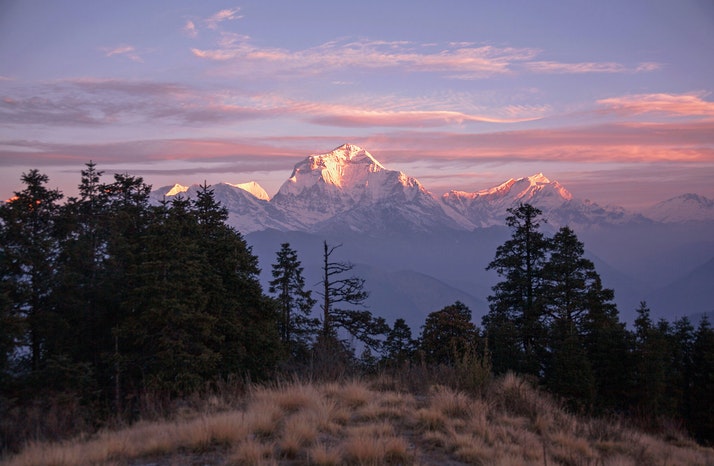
<box><xmin>1</xmin><ymin>164</ymin><xmax>713</xmax><ymax>455</ymax></box>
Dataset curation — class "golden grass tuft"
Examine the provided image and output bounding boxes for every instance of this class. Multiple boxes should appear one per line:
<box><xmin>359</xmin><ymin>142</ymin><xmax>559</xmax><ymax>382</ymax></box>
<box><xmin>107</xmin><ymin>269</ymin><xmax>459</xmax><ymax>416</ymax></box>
<box><xmin>230</xmin><ymin>437</ymin><xmax>275</xmax><ymax>465</ymax></box>
<box><xmin>277</xmin><ymin>413</ymin><xmax>319</xmax><ymax>459</ymax></box>
<box><xmin>328</xmin><ymin>379</ymin><xmax>373</xmax><ymax>408</ymax></box>
<box><xmin>243</xmin><ymin>400</ymin><xmax>282</xmax><ymax>438</ymax></box>
<box><xmin>254</xmin><ymin>381</ymin><xmax>322</xmax><ymax>413</ymax></box>
<box><xmin>429</xmin><ymin>384</ymin><xmax>473</xmax><ymax>418</ymax></box>
<box><xmin>340</xmin><ymin>432</ymin><xmax>411</xmax><ymax>465</ymax></box>
<box><xmin>414</xmin><ymin>406</ymin><xmax>448</xmax><ymax>432</ymax></box>
<box><xmin>307</xmin><ymin>442</ymin><xmax>341</xmax><ymax>466</ymax></box>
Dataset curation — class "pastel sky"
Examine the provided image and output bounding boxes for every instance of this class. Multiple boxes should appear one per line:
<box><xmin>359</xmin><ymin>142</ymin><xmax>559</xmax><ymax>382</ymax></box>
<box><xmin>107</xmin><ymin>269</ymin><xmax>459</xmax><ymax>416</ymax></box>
<box><xmin>1</xmin><ymin>0</ymin><xmax>713</xmax><ymax>209</ymax></box>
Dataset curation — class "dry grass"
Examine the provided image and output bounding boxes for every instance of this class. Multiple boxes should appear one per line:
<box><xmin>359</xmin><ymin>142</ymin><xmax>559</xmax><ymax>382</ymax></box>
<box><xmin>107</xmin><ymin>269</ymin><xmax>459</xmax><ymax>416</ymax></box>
<box><xmin>4</xmin><ymin>374</ymin><xmax>714</xmax><ymax>466</ymax></box>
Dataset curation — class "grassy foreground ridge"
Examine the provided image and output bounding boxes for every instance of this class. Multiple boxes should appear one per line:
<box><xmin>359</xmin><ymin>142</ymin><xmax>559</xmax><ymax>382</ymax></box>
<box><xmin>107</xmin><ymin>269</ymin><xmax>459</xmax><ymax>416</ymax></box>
<box><xmin>4</xmin><ymin>373</ymin><xmax>713</xmax><ymax>466</ymax></box>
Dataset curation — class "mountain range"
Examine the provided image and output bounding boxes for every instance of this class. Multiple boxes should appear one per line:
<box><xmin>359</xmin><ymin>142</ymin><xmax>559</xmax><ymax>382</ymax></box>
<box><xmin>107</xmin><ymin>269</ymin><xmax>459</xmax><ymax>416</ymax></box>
<box><xmin>151</xmin><ymin>143</ymin><xmax>714</xmax><ymax>328</ymax></box>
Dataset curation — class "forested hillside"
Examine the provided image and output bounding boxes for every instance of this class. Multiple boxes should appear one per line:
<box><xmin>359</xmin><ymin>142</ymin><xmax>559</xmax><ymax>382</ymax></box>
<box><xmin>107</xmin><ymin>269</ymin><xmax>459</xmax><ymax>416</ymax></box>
<box><xmin>1</xmin><ymin>165</ymin><xmax>713</xmax><ymax>458</ymax></box>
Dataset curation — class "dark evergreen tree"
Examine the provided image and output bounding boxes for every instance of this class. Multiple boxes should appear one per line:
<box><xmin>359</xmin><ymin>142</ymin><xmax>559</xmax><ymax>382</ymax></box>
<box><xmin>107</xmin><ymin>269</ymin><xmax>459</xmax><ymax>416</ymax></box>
<box><xmin>119</xmin><ymin>197</ymin><xmax>221</xmax><ymax>394</ymax></box>
<box><xmin>420</xmin><ymin>302</ymin><xmax>478</xmax><ymax>366</ymax></box>
<box><xmin>546</xmin><ymin>319</ymin><xmax>595</xmax><ymax>408</ymax></box>
<box><xmin>540</xmin><ymin>226</ymin><xmax>614</xmax><ymax>407</ymax></box>
<box><xmin>50</xmin><ymin>162</ymin><xmax>113</xmax><ymax>391</ymax></box>
<box><xmin>690</xmin><ymin>317</ymin><xmax>714</xmax><ymax>444</ymax></box>
<box><xmin>631</xmin><ymin>302</ymin><xmax>671</xmax><ymax>420</ymax></box>
<box><xmin>0</xmin><ymin>270</ymin><xmax>21</xmax><ymax>382</ymax></box>
<box><xmin>99</xmin><ymin>172</ymin><xmax>153</xmax><ymax>407</ymax></box>
<box><xmin>0</xmin><ymin>170</ymin><xmax>63</xmax><ymax>372</ymax></box>
<box><xmin>383</xmin><ymin>318</ymin><xmax>417</xmax><ymax>366</ymax></box>
<box><xmin>191</xmin><ymin>183</ymin><xmax>281</xmax><ymax>380</ymax></box>
<box><xmin>483</xmin><ymin>203</ymin><xmax>548</xmax><ymax>375</ymax></box>
<box><xmin>581</xmin><ymin>280</ymin><xmax>632</xmax><ymax>412</ymax></box>
<box><xmin>269</xmin><ymin>243</ymin><xmax>318</xmax><ymax>357</ymax></box>
<box><xmin>540</xmin><ymin>227</ymin><xmax>607</xmax><ymax>328</ymax></box>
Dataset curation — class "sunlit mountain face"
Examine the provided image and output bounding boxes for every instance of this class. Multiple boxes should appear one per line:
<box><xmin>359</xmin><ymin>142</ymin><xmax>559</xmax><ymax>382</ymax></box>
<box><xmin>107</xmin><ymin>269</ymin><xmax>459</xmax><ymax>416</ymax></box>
<box><xmin>152</xmin><ymin>144</ymin><xmax>714</xmax><ymax>326</ymax></box>
<box><xmin>152</xmin><ymin>143</ymin><xmax>658</xmax><ymax>234</ymax></box>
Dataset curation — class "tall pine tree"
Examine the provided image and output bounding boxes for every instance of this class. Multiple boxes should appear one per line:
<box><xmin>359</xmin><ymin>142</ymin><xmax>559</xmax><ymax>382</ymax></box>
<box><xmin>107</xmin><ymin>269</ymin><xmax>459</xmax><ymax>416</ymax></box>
<box><xmin>0</xmin><ymin>170</ymin><xmax>63</xmax><ymax>373</ymax></box>
<box><xmin>269</xmin><ymin>243</ymin><xmax>317</xmax><ymax>358</ymax></box>
<box><xmin>191</xmin><ymin>183</ymin><xmax>281</xmax><ymax>380</ymax></box>
<box><xmin>484</xmin><ymin>203</ymin><xmax>548</xmax><ymax>375</ymax></box>
<box><xmin>540</xmin><ymin>226</ymin><xmax>609</xmax><ymax>407</ymax></box>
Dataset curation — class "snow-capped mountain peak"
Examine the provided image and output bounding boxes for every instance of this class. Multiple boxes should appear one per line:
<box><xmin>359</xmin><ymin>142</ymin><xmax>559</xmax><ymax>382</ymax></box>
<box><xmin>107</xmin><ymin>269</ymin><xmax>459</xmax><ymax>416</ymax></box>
<box><xmin>226</xmin><ymin>181</ymin><xmax>270</xmax><ymax>201</ymax></box>
<box><xmin>147</xmin><ymin>145</ymin><xmax>710</xmax><ymax>234</ymax></box>
<box><xmin>644</xmin><ymin>193</ymin><xmax>714</xmax><ymax>223</ymax></box>
<box><xmin>442</xmin><ymin>173</ymin><xmax>580</xmax><ymax>227</ymax></box>
<box><xmin>283</xmin><ymin>143</ymin><xmax>385</xmax><ymax>192</ymax></box>
<box><xmin>165</xmin><ymin>183</ymin><xmax>189</xmax><ymax>196</ymax></box>
<box><xmin>269</xmin><ymin>143</ymin><xmax>470</xmax><ymax>232</ymax></box>
<box><xmin>520</xmin><ymin>173</ymin><xmax>572</xmax><ymax>202</ymax></box>
<box><xmin>528</xmin><ymin>172</ymin><xmax>550</xmax><ymax>184</ymax></box>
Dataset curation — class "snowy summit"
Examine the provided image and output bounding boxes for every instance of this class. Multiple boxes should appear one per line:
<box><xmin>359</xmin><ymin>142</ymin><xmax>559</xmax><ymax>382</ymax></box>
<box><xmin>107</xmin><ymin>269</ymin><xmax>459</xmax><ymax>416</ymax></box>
<box><xmin>149</xmin><ymin>144</ymin><xmax>707</xmax><ymax>234</ymax></box>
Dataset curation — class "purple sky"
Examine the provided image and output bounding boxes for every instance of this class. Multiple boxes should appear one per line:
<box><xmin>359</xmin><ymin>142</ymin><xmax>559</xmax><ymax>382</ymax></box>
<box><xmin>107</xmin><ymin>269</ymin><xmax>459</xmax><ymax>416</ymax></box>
<box><xmin>1</xmin><ymin>0</ymin><xmax>713</xmax><ymax>209</ymax></box>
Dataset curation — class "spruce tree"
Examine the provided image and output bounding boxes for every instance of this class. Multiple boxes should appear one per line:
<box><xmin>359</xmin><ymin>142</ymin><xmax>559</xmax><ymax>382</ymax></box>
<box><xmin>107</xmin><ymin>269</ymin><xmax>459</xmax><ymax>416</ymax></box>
<box><xmin>631</xmin><ymin>302</ymin><xmax>671</xmax><ymax>420</ymax></box>
<box><xmin>383</xmin><ymin>318</ymin><xmax>417</xmax><ymax>366</ymax></box>
<box><xmin>119</xmin><ymin>196</ymin><xmax>220</xmax><ymax>394</ymax></box>
<box><xmin>581</xmin><ymin>279</ymin><xmax>631</xmax><ymax>412</ymax></box>
<box><xmin>669</xmin><ymin>317</ymin><xmax>695</xmax><ymax>426</ymax></box>
<box><xmin>191</xmin><ymin>183</ymin><xmax>281</xmax><ymax>380</ymax></box>
<box><xmin>50</xmin><ymin>162</ymin><xmax>113</xmax><ymax>390</ymax></box>
<box><xmin>0</xmin><ymin>170</ymin><xmax>63</xmax><ymax>372</ymax></box>
<box><xmin>269</xmin><ymin>243</ymin><xmax>318</xmax><ymax>357</ymax></box>
<box><xmin>546</xmin><ymin>319</ymin><xmax>595</xmax><ymax>408</ymax></box>
<box><xmin>540</xmin><ymin>226</ymin><xmax>612</xmax><ymax>406</ymax></box>
<box><xmin>484</xmin><ymin>203</ymin><xmax>548</xmax><ymax>375</ymax></box>
<box><xmin>541</xmin><ymin>227</ymin><xmax>606</xmax><ymax>327</ymax></box>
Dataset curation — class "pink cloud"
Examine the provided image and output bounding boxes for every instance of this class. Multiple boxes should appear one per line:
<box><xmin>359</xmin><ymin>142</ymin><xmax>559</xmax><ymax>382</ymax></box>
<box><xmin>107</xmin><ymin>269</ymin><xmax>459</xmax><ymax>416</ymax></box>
<box><xmin>597</xmin><ymin>93</ymin><xmax>714</xmax><ymax>118</ymax></box>
<box><xmin>205</xmin><ymin>7</ymin><xmax>242</xmax><ymax>29</ymax></box>
<box><xmin>191</xmin><ymin>38</ymin><xmax>539</xmax><ymax>78</ymax></box>
<box><xmin>191</xmin><ymin>34</ymin><xmax>653</xmax><ymax>80</ymax></box>
<box><xmin>101</xmin><ymin>45</ymin><xmax>143</xmax><ymax>62</ymax></box>
<box><xmin>183</xmin><ymin>20</ymin><xmax>198</xmax><ymax>38</ymax></box>
<box><xmin>306</xmin><ymin>108</ymin><xmax>542</xmax><ymax>127</ymax></box>
<box><xmin>524</xmin><ymin>61</ymin><xmax>655</xmax><ymax>74</ymax></box>
<box><xmin>361</xmin><ymin>121</ymin><xmax>714</xmax><ymax>164</ymax></box>
<box><xmin>4</xmin><ymin>119</ymin><xmax>711</xmax><ymax>171</ymax></box>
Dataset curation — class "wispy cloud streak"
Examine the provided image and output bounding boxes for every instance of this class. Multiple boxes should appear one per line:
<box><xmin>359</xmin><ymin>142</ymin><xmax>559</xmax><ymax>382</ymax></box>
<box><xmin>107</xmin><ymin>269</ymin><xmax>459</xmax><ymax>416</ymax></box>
<box><xmin>0</xmin><ymin>79</ymin><xmax>543</xmax><ymax>128</ymax></box>
<box><xmin>598</xmin><ymin>92</ymin><xmax>714</xmax><ymax>118</ymax></box>
<box><xmin>191</xmin><ymin>33</ymin><xmax>658</xmax><ymax>80</ymax></box>
<box><xmin>205</xmin><ymin>7</ymin><xmax>242</xmax><ymax>29</ymax></box>
<box><xmin>101</xmin><ymin>45</ymin><xmax>143</xmax><ymax>62</ymax></box>
<box><xmin>3</xmin><ymin>120</ymin><xmax>712</xmax><ymax>170</ymax></box>
<box><xmin>525</xmin><ymin>61</ymin><xmax>660</xmax><ymax>74</ymax></box>
<box><xmin>192</xmin><ymin>37</ymin><xmax>540</xmax><ymax>78</ymax></box>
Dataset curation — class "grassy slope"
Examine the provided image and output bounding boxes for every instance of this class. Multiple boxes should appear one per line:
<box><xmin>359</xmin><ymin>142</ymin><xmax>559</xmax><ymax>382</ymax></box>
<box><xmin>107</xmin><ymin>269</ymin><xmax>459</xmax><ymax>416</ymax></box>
<box><xmin>4</xmin><ymin>374</ymin><xmax>714</xmax><ymax>466</ymax></box>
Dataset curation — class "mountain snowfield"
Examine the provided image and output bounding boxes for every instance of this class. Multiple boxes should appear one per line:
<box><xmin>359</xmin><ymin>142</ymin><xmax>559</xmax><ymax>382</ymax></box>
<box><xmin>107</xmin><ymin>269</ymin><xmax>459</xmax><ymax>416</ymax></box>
<box><xmin>644</xmin><ymin>193</ymin><xmax>714</xmax><ymax>223</ymax></box>
<box><xmin>152</xmin><ymin>143</ymin><xmax>685</xmax><ymax>234</ymax></box>
<box><xmin>152</xmin><ymin>144</ymin><xmax>714</xmax><ymax>325</ymax></box>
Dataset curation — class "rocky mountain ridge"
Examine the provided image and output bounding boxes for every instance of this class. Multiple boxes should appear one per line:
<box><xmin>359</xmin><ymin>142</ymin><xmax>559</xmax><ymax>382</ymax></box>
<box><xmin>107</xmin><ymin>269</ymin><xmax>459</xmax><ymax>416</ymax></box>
<box><xmin>151</xmin><ymin>143</ymin><xmax>709</xmax><ymax>234</ymax></box>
